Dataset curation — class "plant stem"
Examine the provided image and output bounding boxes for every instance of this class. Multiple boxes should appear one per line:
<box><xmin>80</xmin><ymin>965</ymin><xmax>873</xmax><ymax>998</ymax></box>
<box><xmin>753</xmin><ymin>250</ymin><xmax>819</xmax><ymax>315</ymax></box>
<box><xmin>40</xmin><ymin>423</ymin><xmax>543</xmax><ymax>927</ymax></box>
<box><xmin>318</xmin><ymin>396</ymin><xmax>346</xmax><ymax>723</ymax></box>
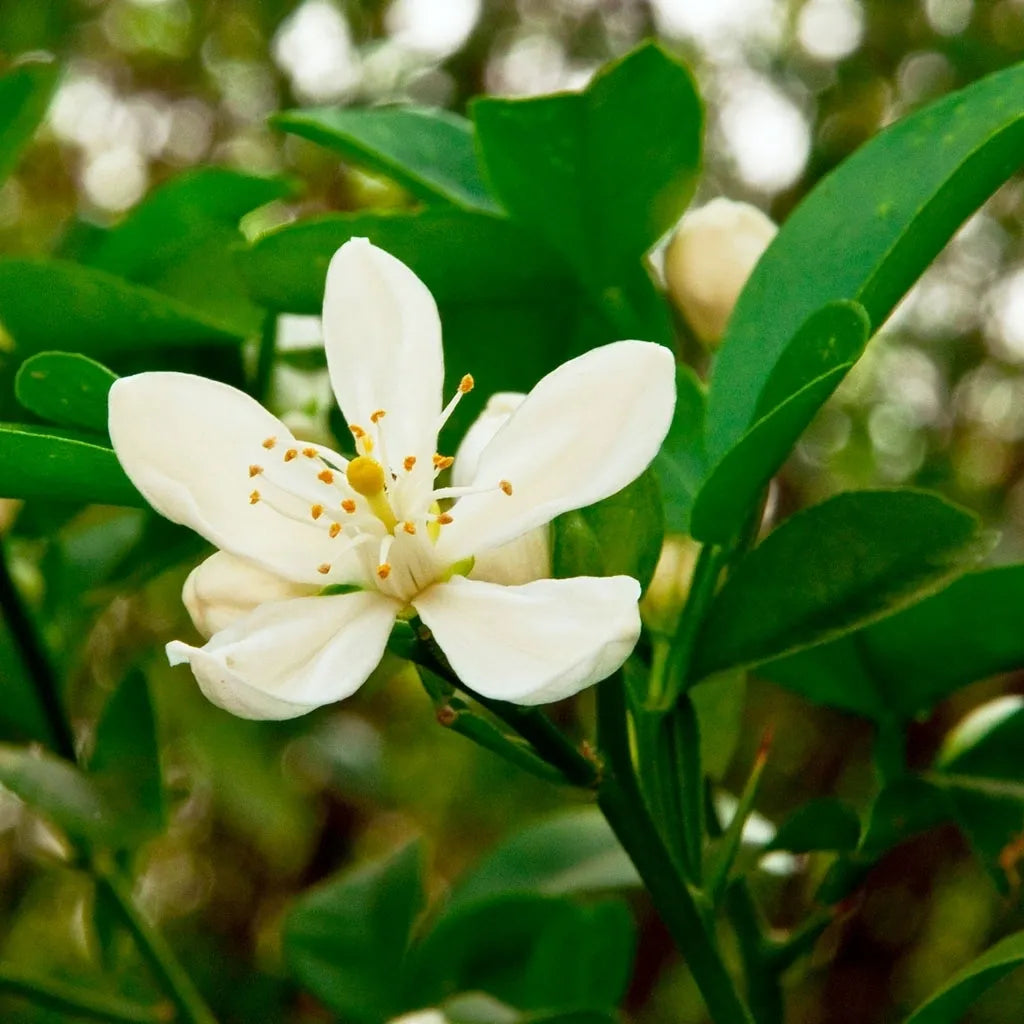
<box><xmin>596</xmin><ymin>672</ymin><xmax>754</xmax><ymax>1024</ymax></box>
<box><xmin>94</xmin><ymin>866</ymin><xmax>218</xmax><ymax>1024</ymax></box>
<box><xmin>0</xmin><ymin>963</ymin><xmax>171</xmax><ymax>1024</ymax></box>
<box><xmin>253</xmin><ymin>312</ymin><xmax>277</xmax><ymax>404</ymax></box>
<box><xmin>0</xmin><ymin>541</ymin><xmax>76</xmax><ymax>760</ymax></box>
<box><xmin>724</xmin><ymin>885</ymin><xmax>783</xmax><ymax>1024</ymax></box>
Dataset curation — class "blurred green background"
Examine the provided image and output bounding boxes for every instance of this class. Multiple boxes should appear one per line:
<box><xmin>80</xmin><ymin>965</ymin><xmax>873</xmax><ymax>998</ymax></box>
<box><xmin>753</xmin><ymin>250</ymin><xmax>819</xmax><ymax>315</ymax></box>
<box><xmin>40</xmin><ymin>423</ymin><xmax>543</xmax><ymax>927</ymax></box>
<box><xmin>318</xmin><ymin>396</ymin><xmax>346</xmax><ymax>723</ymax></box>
<box><xmin>3</xmin><ymin>1</ymin><xmax>1024</xmax><ymax>1021</ymax></box>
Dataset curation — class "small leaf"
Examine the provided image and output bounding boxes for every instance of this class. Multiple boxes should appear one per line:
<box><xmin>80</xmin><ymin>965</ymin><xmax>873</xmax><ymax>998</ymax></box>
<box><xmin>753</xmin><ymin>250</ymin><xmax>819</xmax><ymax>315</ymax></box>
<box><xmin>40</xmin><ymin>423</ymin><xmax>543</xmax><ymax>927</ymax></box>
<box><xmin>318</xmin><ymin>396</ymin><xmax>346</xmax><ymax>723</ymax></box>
<box><xmin>693</xmin><ymin>490</ymin><xmax>985</xmax><ymax>679</ymax></box>
<box><xmin>0</xmin><ymin>61</ymin><xmax>59</xmax><ymax>186</ymax></box>
<box><xmin>0</xmin><ymin>424</ymin><xmax>142</xmax><ymax>507</ymax></box>
<box><xmin>15</xmin><ymin>352</ymin><xmax>117</xmax><ymax>434</ymax></box>
<box><xmin>283</xmin><ymin>840</ymin><xmax>424</xmax><ymax>1024</ymax></box>
<box><xmin>653</xmin><ymin>364</ymin><xmax>707</xmax><ymax>535</ymax></box>
<box><xmin>767</xmin><ymin>798</ymin><xmax>861</xmax><ymax>854</ymax></box>
<box><xmin>273</xmin><ymin>105</ymin><xmax>499</xmax><ymax>212</ymax></box>
<box><xmin>903</xmin><ymin>930</ymin><xmax>1024</xmax><ymax>1024</ymax></box>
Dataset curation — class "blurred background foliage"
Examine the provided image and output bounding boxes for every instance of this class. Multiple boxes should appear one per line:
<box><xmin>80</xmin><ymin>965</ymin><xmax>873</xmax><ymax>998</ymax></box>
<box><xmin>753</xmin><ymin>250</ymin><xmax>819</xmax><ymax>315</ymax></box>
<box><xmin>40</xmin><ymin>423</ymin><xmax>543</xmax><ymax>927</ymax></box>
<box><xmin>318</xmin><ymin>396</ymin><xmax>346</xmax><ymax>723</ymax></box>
<box><xmin>4</xmin><ymin>0</ymin><xmax>1024</xmax><ymax>1021</ymax></box>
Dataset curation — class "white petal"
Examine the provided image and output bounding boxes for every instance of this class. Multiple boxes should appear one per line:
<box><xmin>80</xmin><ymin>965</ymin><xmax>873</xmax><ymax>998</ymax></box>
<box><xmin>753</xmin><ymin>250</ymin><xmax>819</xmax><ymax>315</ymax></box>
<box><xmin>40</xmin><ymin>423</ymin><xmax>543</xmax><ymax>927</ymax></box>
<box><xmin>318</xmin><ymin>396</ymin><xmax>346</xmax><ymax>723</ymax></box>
<box><xmin>452</xmin><ymin>391</ymin><xmax>526</xmax><ymax>487</ymax></box>
<box><xmin>322</xmin><ymin>238</ymin><xmax>443</xmax><ymax>500</ymax></box>
<box><xmin>109</xmin><ymin>372</ymin><xmax>344</xmax><ymax>584</ymax></box>
<box><xmin>436</xmin><ymin>341</ymin><xmax>676</xmax><ymax>564</ymax></box>
<box><xmin>167</xmin><ymin>590</ymin><xmax>399</xmax><ymax>720</ymax></box>
<box><xmin>182</xmin><ymin>551</ymin><xmax>318</xmax><ymax>638</ymax></box>
<box><xmin>413</xmin><ymin>575</ymin><xmax>641</xmax><ymax>705</ymax></box>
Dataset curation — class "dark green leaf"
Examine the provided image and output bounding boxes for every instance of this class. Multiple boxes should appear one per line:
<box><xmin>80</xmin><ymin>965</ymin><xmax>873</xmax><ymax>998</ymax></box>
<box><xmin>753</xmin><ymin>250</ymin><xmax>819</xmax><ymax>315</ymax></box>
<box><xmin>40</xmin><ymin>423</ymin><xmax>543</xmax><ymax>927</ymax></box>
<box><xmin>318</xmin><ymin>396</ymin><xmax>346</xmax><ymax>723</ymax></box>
<box><xmin>89</xmin><ymin>669</ymin><xmax>165</xmax><ymax>840</ymax></box>
<box><xmin>449</xmin><ymin>809</ymin><xmax>639</xmax><ymax>912</ymax></box>
<box><xmin>15</xmin><ymin>352</ymin><xmax>117</xmax><ymax>434</ymax></box>
<box><xmin>903</xmin><ymin>930</ymin><xmax>1024</xmax><ymax>1024</ymax></box>
<box><xmin>0</xmin><ymin>260</ymin><xmax>245</xmax><ymax>357</ymax></box>
<box><xmin>274</xmin><ymin>106</ymin><xmax>499</xmax><ymax>212</ymax></box>
<box><xmin>767</xmin><ymin>797</ymin><xmax>860</xmax><ymax>854</ymax></box>
<box><xmin>690</xmin><ymin>670</ymin><xmax>746</xmax><ymax>780</ymax></box>
<box><xmin>707</xmin><ymin>61</ymin><xmax>1024</xmax><ymax>460</ymax></box>
<box><xmin>653</xmin><ymin>364</ymin><xmax>707</xmax><ymax>535</ymax></box>
<box><xmin>0</xmin><ymin>61</ymin><xmax>58</xmax><ymax>186</ymax></box>
<box><xmin>473</xmin><ymin>41</ymin><xmax>700</xmax><ymax>340</ymax></box>
<box><xmin>693</xmin><ymin>490</ymin><xmax>985</xmax><ymax>680</ymax></box>
<box><xmin>0</xmin><ymin>424</ymin><xmax>142</xmax><ymax>506</ymax></box>
<box><xmin>283</xmin><ymin>840</ymin><xmax>424</xmax><ymax>1024</ymax></box>
<box><xmin>0</xmin><ymin>622</ymin><xmax>55</xmax><ymax>748</ymax></box>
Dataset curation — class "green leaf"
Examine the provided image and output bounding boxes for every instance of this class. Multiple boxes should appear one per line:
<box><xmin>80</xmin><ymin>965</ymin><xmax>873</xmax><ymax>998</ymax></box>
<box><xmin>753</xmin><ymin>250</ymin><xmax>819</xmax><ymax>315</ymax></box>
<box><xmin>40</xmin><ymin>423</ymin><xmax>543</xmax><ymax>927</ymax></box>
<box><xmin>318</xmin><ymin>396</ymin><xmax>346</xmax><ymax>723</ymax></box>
<box><xmin>903</xmin><ymin>930</ymin><xmax>1024</xmax><ymax>1024</ymax></box>
<box><xmin>707</xmin><ymin>60</ymin><xmax>1024</xmax><ymax>461</ymax></box>
<box><xmin>764</xmin><ymin>565</ymin><xmax>1024</xmax><ymax>719</ymax></box>
<box><xmin>473</xmin><ymin>41</ymin><xmax>700</xmax><ymax>340</ymax></box>
<box><xmin>283</xmin><ymin>840</ymin><xmax>424</xmax><ymax>1024</ymax></box>
<box><xmin>15</xmin><ymin>352</ymin><xmax>117</xmax><ymax>434</ymax></box>
<box><xmin>84</xmin><ymin>168</ymin><xmax>294</xmax><ymax>335</ymax></box>
<box><xmin>273</xmin><ymin>105</ymin><xmax>499</xmax><ymax>213</ymax></box>
<box><xmin>653</xmin><ymin>364</ymin><xmax>707</xmax><ymax>535</ymax></box>
<box><xmin>693</xmin><ymin>490</ymin><xmax>985</xmax><ymax>680</ymax></box>
<box><xmin>0</xmin><ymin>61</ymin><xmax>58</xmax><ymax>186</ymax></box>
<box><xmin>552</xmin><ymin>470</ymin><xmax>664</xmax><ymax>593</ymax></box>
<box><xmin>690</xmin><ymin>363</ymin><xmax>854</xmax><ymax>545</ymax></box>
<box><xmin>690</xmin><ymin>670</ymin><xmax>746</xmax><ymax>780</ymax></box>
<box><xmin>0</xmin><ymin>424</ymin><xmax>142</xmax><ymax>506</ymax></box>
<box><xmin>449</xmin><ymin>809</ymin><xmax>640</xmax><ymax>912</ymax></box>
<box><xmin>767</xmin><ymin>797</ymin><xmax>861</xmax><ymax>854</ymax></box>
<box><xmin>0</xmin><ymin>623</ymin><xmax>55</xmax><ymax>748</ymax></box>
<box><xmin>0</xmin><ymin>744</ymin><xmax>121</xmax><ymax>848</ymax></box>
<box><xmin>89</xmin><ymin>669</ymin><xmax>165</xmax><ymax>841</ymax></box>
<box><xmin>0</xmin><ymin>260</ymin><xmax>245</xmax><ymax>357</ymax></box>
<box><xmin>442</xmin><ymin>995</ymin><xmax>615</xmax><ymax>1024</ymax></box>
<box><xmin>937</xmin><ymin>696</ymin><xmax>1024</xmax><ymax>775</ymax></box>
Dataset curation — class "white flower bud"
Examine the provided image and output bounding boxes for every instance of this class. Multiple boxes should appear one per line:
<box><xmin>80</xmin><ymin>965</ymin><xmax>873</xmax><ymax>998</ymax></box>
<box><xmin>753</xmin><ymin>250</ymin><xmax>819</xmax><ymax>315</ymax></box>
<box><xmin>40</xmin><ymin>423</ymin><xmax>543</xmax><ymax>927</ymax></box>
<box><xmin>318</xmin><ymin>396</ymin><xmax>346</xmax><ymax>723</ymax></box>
<box><xmin>663</xmin><ymin>197</ymin><xmax>777</xmax><ymax>347</ymax></box>
<box><xmin>388</xmin><ymin>1012</ymin><xmax>447</xmax><ymax>1024</ymax></box>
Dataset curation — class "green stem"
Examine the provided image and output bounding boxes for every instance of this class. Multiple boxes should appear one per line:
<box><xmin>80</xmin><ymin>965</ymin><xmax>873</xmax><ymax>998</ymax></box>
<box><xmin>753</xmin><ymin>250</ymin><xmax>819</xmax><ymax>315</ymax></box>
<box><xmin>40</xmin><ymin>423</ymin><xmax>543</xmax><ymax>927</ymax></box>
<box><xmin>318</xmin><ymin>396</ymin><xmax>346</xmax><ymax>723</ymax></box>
<box><xmin>724</xmin><ymin>886</ymin><xmax>783</xmax><ymax>1024</ymax></box>
<box><xmin>0</xmin><ymin>963</ymin><xmax>171</xmax><ymax>1024</ymax></box>
<box><xmin>873</xmin><ymin>714</ymin><xmax>907</xmax><ymax>784</ymax></box>
<box><xmin>596</xmin><ymin>673</ymin><xmax>754</xmax><ymax>1024</ymax></box>
<box><xmin>253</xmin><ymin>312</ymin><xmax>277</xmax><ymax>404</ymax></box>
<box><xmin>0</xmin><ymin>541</ymin><xmax>76</xmax><ymax>760</ymax></box>
<box><xmin>94</xmin><ymin>866</ymin><xmax>218</xmax><ymax>1024</ymax></box>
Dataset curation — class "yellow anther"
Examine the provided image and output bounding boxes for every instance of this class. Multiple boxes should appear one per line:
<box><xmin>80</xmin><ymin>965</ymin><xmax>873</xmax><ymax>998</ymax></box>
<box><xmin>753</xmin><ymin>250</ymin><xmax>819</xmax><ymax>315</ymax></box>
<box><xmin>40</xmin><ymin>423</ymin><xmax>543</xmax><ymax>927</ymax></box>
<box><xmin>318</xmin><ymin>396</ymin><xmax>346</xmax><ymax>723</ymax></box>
<box><xmin>329</xmin><ymin>522</ymin><xmax>342</xmax><ymax>538</ymax></box>
<box><xmin>500</xmin><ymin>480</ymin><xmax>513</xmax><ymax>496</ymax></box>
<box><xmin>433</xmin><ymin>454</ymin><xmax>454</xmax><ymax>470</ymax></box>
<box><xmin>371</xmin><ymin>409</ymin><xmax>386</xmax><ymax>423</ymax></box>
<box><xmin>317</xmin><ymin>563</ymin><xmax>331</xmax><ymax>575</ymax></box>
<box><xmin>303</xmin><ymin>447</ymin><xmax>317</xmax><ymax>459</ymax></box>
<box><xmin>459</xmin><ymin>374</ymin><xmax>474</xmax><ymax>393</ymax></box>
<box><xmin>248</xmin><ymin>465</ymin><xmax>263</xmax><ymax>478</ymax></box>
<box><xmin>310</xmin><ymin>504</ymin><xmax>324</xmax><ymax>520</ymax></box>
<box><xmin>262</xmin><ymin>437</ymin><xmax>276</xmax><ymax>450</ymax></box>
<box><xmin>436</xmin><ymin>513</ymin><xmax>454</xmax><ymax>526</ymax></box>
<box><xmin>403</xmin><ymin>456</ymin><xmax>417</xmax><ymax>471</ymax></box>
<box><xmin>249</xmin><ymin>490</ymin><xmax>261</xmax><ymax>505</ymax></box>
<box><xmin>403</xmin><ymin>521</ymin><xmax>416</xmax><ymax>535</ymax></box>
<box><xmin>346</xmin><ymin>455</ymin><xmax>386</xmax><ymax>498</ymax></box>
<box><xmin>377</xmin><ymin>563</ymin><xmax>392</xmax><ymax>580</ymax></box>
<box><xmin>284</xmin><ymin>448</ymin><xmax>298</xmax><ymax>462</ymax></box>
<box><xmin>317</xmin><ymin>469</ymin><xmax>334</xmax><ymax>484</ymax></box>
<box><xmin>341</xmin><ymin>499</ymin><xmax>356</xmax><ymax>514</ymax></box>
<box><xmin>350</xmin><ymin>425</ymin><xmax>365</xmax><ymax>438</ymax></box>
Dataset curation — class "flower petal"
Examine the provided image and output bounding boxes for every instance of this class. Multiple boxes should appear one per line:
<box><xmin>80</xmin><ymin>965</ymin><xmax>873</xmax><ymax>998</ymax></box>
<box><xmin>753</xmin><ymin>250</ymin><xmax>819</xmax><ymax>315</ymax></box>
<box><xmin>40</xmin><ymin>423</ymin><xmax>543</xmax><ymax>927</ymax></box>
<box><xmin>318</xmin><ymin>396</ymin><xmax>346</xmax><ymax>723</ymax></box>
<box><xmin>183</xmin><ymin>551</ymin><xmax>318</xmax><ymax>639</ymax></box>
<box><xmin>437</xmin><ymin>341</ymin><xmax>675</xmax><ymax>563</ymax></box>
<box><xmin>413</xmin><ymin>575</ymin><xmax>641</xmax><ymax>705</ymax></box>
<box><xmin>167</xmin><ymin>590</ymin><xmax>399</xmax><ymax>720</ymax></box>
<box><xmin>452</xmin><ymin>391</ymin><xmax>527</xmax><ymax>487</ymax></box>
<box><xmin>109</xmin><ymin>372</ymin><xmax>350</xmax><ymax>584</ymax></box>
<box><xmin>322</xmin><ymin>239</ymin><xmax>443</xmax><ymax>497</ymax></box>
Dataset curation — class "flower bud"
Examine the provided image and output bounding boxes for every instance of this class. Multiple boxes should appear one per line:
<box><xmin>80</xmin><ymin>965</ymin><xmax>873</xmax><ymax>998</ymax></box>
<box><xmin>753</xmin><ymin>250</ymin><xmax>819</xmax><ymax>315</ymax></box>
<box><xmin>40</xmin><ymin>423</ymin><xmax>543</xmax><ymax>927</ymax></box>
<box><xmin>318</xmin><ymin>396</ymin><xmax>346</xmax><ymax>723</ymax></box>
<box><xmin>640</xmin><ymin>535</ymin><xmax>699</xmax><ymax>635</ymax></box>
<box><xmin>663</xmin><ymin>198</ymin><xmax>777</xmax><ymax>347</ymax></box>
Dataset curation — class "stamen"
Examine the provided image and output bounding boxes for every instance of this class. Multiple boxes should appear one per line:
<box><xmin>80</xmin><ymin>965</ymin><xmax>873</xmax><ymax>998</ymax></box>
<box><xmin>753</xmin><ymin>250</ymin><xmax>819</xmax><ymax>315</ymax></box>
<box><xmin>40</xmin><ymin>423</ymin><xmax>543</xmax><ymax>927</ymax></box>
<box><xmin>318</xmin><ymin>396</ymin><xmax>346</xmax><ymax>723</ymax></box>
<box><xmin>248</xmin><ymin>465</ymin><xmax>263</xmax><ymax>478</ymax></box>
<box><xmin>350</xmin><ymin>424</ymin><xmax>374</xmax><ymax>456</ymax></box>
<box><xmin>459</xmin><ymin>374</ymin><xmax>474</xmax><ymax>393</ymax></box>
<box><xmin>303</xmin><ymin>447</ymin><xmax>317</xmax><ymax>459</ymax></box>
<box><xmin>370</xmin><ymin>409</ymin><xmax>386</xmax><ymax>423</ymax></box>
<box><xmin>262</xmin><ymin>437</ymin><xmax>276</xmax><ymax>450</ymax></box>
<box><xmin>377</xmin><ymin>563</ymin><xmax>392</xmax><ymax>579</ymax></box>
<box><xmin>310</xmin><ymin>504</ymin><xmax>324</xmax><ymax>520</ymax></box>
<box><xmin>317</xmin><ymin>563</ymin><xmax>331</xmax><ymax>575</ymax></box>
<box><xmin>284</xmin><ymin>448</ymin><xmax>298</xmax><ymax>462</ymax></box>
<box><xmin>432</xmin><ymin>480</ymin><xmax>515</xmax><ymax>501</ymax></box>
<box><xmin>500</xmin><ymin>480</ymin><xmax>513</xmax><ymax>495</ymax></box>
<box><xmin>329</xmin><ymin>522</ymin><xmax>342</xmax><ymax>538</ymax></box>
<box><xmin>249</xmin><ymin>490</ymin><xmax>261</xmax><ymax>505</ymax></box>
<box><xmin>436</xmin><ymin>513</ymin><xmax>454</xmax><ymax>525</ymax></box>
<box><xmin>402</xmin><ymin>521</ymin><xmax>417</xmax><ymax>535</ymax></box>
<box><xmin>317</xmin><ymin>469</ymin><xmax>334</xmax><ymax>484</ymax></box>
<box><xmin>341</xmin><ymin>499</ymin><xmax>356</xmax><ymax>514</ymax></box>
<box><xmin>403</xmin><ymin>456</ymin><xmax>417</xmax><ymax>472</ymax></box>
<box><xmin>433</xmin><ymin>454</ymin><xmax>454</xmax><ymax>471</ymax></box>
<box><xmin>438</xmin><ymin>372</ymin><xmax>475</xmax><ymax>430</ymax></box>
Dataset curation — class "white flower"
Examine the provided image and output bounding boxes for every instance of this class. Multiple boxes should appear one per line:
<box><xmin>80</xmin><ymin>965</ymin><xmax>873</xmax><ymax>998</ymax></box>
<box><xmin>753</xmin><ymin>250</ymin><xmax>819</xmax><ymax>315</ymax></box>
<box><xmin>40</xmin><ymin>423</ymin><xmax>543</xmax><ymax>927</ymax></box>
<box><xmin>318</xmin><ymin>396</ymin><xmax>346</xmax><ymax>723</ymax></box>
<box><xmin>663</xmin><ymin>197</ymin><xmax>777</xmax><ymax>346</ymax></box>
<box><xmin>109</xmin><ymin>239</ymin><xmax>676</xmax><ymax>719</ymax></box>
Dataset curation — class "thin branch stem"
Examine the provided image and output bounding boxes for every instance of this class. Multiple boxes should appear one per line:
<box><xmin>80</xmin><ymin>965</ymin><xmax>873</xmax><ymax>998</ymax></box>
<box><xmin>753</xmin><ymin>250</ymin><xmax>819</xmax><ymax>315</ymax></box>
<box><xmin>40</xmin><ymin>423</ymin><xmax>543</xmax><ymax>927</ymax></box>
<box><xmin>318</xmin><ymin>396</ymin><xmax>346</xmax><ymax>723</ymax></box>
<box><xmin>253</xmin><ymin>312</ymin><xmax>277</xmax><ymax>404</ymax></box>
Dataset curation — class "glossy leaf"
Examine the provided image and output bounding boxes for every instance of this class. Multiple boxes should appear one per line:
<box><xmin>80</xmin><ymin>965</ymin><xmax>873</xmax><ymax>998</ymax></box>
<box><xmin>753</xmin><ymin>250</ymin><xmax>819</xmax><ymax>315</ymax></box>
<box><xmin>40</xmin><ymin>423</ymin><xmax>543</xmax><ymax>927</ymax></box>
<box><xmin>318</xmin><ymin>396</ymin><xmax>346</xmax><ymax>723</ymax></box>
<box><xmin>708</xmin><ymin>61</ymin><xmax>1024</xmax><ymax>460</ymax></box>
<box><xmin>653</xmin><ymin>364</ymin><xmax>707</xmax><ymax>535</ymax></box>
<box><xmin>449</xmin><ymin>809</ymin><xmax>639</xmax><ymax>912</ymax></box>
<box><xmin>283</xmin><ymin>840</ymin><xmax>424</xmax><ymax>1024</ymax></box>
<box><xmin>767</xmin><ymin>797</ymin><xmax>860</xmax><ymax>854</ymax></box>
<box><xmin>0</xmin><ymin>260</ymin><xmax>245</xmax><ymax>356</ymax></box>
<box><xmin>693</xmin><ymin>490</ymin><xmax>985</xmax><ymax>680</ymax></box>
<box><xmin>15</xmin><ymin>352</ymin><xmax>117</xmax><ymax>434</ymax></box>
<box><xmin>273</xmin><ymin>105</ymin><xmax>499</xmax><ymax>212</ymax></box>
<box><xmin>903</xmin><ymin>930</ymin><xmax>1024</xmax><ymax>1024</ymax></box>
<box><xmin>0</xmin><ymin>61</ymin><xmax>58</xmax><ymax>186</ymax></box>
<box><xmin>0</xmin><ymin>424</ymin><xmax>142</xmax><ymax>506</ymax></box>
